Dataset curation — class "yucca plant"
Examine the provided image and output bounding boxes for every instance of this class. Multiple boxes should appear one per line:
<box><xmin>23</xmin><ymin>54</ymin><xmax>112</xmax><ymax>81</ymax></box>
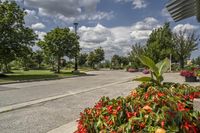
<box><xmin>134</xmin><ymin>55</ymin><xmax>170</xmax><ymax>86</ymax></box>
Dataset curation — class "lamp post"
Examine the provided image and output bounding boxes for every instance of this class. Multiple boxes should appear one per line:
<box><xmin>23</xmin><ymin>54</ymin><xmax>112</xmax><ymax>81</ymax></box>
<box><xmin>74</xmin><ymin>22</ymin><xmax>79</xmax><ymax>72</ymax></box>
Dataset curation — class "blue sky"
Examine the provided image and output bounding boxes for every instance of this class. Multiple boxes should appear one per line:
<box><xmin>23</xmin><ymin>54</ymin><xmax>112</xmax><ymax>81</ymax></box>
<box><xmin>13</xmin><ymin>0</ymin><xmax>200</xmax><ymax>59</ymax></box>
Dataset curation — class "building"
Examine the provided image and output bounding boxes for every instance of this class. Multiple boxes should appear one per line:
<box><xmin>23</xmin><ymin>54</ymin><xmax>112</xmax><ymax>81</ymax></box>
<box><xmin>166</xmin><ymin>0</ymin><xmax>200</xmax><ymax>22</ymax></box>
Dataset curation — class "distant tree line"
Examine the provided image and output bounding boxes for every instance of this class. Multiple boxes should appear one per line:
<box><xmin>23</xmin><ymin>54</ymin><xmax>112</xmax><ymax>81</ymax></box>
<box><xmin>128</xmin><ymin>23</ymin><xmax>199</xmax><ymax>69</ymax></box>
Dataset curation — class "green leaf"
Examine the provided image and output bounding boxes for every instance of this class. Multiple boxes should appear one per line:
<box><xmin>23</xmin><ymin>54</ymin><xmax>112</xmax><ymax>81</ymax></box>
<box><xmin>156</xmin><ymin>58</ymin><xmax>170</xmax><ymax>75</ymax></box>
<box><xmin>138</xmin><ymin>55</ymin><xmax>158</xmax><ymax>76</ymax></box>
<box><xmin>134</xmin><ymin>77</ymin><xmax>152</xmax><ymax>82</ymax></box>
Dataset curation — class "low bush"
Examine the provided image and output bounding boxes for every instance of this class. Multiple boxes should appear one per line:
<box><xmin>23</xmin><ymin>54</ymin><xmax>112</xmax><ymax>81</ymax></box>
<box><xmin>75</xmin><ymin>83</ymin><xmax>200</xmax><ymax>133</ymax></box>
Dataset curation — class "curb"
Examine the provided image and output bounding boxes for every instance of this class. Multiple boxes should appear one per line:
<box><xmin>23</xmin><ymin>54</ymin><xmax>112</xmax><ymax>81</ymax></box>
<box><xmin>0</xmin><ymin>75</ymin><xmax>84</xmax><ymax>85</ymax></box>
<box><xmin>0</xmin><ymin>79</ymin><xmax>132</xmax><ymax>114</ymax></box>
<box><xmin>47</xmin><ymin>121</ymin><xmax>77</xmax><ymax>133</ymax></box>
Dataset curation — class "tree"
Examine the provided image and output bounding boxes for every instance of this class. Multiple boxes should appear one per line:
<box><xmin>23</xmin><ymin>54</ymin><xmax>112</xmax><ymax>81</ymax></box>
<box><xmin>192</xmin><ymin>56</ymin><xmax>200</xmax><ymax>66</ymax></box>
<box><xmin>172</xmin><ymin>30</ymin><xmax>199</xmax><ymax>69</ymax></box>
<box><xmin>94</xmin><ymin>47</ymin><xmax>105</xmax><ymax>64</ymax></box>
<box><xmin>128</xmin><ymin>43</ymin><xmax>146</xmax><ymax>68</ymax></box>
<box><xmin>0</xmin><ymin>1</ymin><xmax>37</xmax><ymax>72</ymax></box>
<box><xmin>87</xmin><ymin>51</ymin><xmax>96</xmax><ymax>69</ymax></box>
<box><xmin>146</xmin><ymin>23</ymin><xmax>173</xmax><ymax>62</ymax></box>
<box><xmin>38</xmin><ymin>27</ymin><xmax>79</xmax><ymax>73</ymax></box>
<box><xmin>33</xmin><ymin>51</ymin><xmax>44</xmax><ymax>69</ymax></box>
<box><xmin>111</xmin><ymin>55</ymin><xmax>121</xmax><ymax>69</ymax></box>
<box><xmin>78</xmin><ymin>53</ymin><xmax>88</xmax><ymax>66</ymax></box>
<box><xmin>87</xmin><ymin>47</ymin><xmax>105</xmax><ymax>69</ymax></box>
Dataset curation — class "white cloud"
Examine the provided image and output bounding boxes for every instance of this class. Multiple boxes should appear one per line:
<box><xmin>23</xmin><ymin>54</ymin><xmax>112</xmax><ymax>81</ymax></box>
<box><xmin>78</xmin><ymin>17</ymin><xmax>160</xmax><ymax>59</ymax></box>
<box><xmin>130</xmin><ymin>17</ymin><xmax>161</xmax><ymax>40</ymax></box>
<box><xmin>132</xmin><ymin>0</ymin><xmax>147</xmax><ymax>9</ymax></box>
<box><xmin>115</xmin><ymin>0</ymin><xmax>147</xmax><ymax>9</ymax></box>
<box><xmin>24</xmin><ymin>0</ymin><xmax>111</xmax><ymax>23</ymax></box>
<box><xmin>35</xmin><ymin>31</ymin><xmax>46</xmax><ymax>40</ymax></box>
<box><xmin>31</xmin><ymin>23</ymin><xmax>46</xmax><ymax>30</ymax></box>
<box><xmin>173</xmin><ymin>24</ymin><xmax>199</xmax><ymax>33</ymax></box>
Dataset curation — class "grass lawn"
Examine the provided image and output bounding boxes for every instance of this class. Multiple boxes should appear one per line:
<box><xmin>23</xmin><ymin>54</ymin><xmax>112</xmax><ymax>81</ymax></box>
<box><xmin>0</xmin><ymin>70</ymin><xmax>86</xmax><ymax>84</ymax></box>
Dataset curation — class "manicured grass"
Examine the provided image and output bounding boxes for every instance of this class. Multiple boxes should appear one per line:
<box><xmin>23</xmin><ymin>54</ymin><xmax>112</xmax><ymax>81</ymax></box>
<box><xmin>0</xmin><ymin>70</ymin><xmax>86</xmax><ymax>84</ymax></box>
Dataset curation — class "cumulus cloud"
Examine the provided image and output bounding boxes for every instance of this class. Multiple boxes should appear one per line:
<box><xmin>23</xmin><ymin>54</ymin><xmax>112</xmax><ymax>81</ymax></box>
<box><xmin>35</xmin><ymin>31</ymin><xmax>46</xmax><ymax>40</ymax></box>
<box><xmin>130</xmin><ymin>17</ymin><xmax>161</xmax><ymax>40</ymax></box>
<box><xmin>115</xmin><ymin>0</ymin><xmax>147</xmax><ymax>9</ymax></box>
<box><xmin>31</xmin><ymin>23</ymin><xmax>46</xmax><ymax>30</ymax></box>
<box><xmin>173</xmin><ymin>24</ymin><xmax>199</xmax><ymax>33</ymax></box>
<box><xmin>78</xmin><ymin>17</ymin><xmax>161</xmax><ymax>59</ymax></box>
<box><xmin>23</xmin><ymin>0</ymin><xmax>111</xmax><ymax>23</ymax></box>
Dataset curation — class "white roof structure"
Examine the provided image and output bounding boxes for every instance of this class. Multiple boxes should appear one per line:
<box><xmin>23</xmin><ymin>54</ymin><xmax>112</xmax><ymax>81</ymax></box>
<box><xmin>166</xmin><ymin>0</ymin><xmax>200</xmax><ymax>22</ymax></box>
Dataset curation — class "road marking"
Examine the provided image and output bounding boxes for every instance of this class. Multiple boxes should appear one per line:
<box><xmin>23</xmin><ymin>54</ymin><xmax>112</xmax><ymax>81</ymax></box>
<box><xmin>0</xmin><ymin>78</ymin><xmax>133</xmax><ymax>113</ymax></box>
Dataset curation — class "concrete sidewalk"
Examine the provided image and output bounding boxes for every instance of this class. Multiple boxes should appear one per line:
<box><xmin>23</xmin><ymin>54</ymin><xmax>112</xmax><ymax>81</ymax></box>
<box><xmin>47</xmin><ymin>121</ymin><xmax>77</xmax><ymax>133</ymax></box>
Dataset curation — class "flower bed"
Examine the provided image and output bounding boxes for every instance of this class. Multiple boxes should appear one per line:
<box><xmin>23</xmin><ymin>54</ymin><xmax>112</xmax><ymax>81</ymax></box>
<box><xmin>75</xmin><ymin>56</ymin><xmax>200</xmax><ymax>133</ymax></box>
<box><xmin>75</xmin><ymin>83</ymin><xmax>200</xmax><ymax>133</ymax></box>
<box><xmin>180</xmin><ymin>67</ymin><xmax>200</xmax><ymax>82</ymax></box>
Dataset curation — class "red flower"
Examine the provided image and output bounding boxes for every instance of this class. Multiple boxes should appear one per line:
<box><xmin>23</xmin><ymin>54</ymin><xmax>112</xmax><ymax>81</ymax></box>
<box><xmin>177</xmin><ymin>102</ymin><xmax>189</xmax><ymax>112</ymax></box>
<box><xmin>157</xmin><ymin>92</ymin><xmax>165</xmax><ymax>98</ymax></box>
<box><xmin>161</xmin><ymin>121</ymin><xmax>165</xmax><ymax>128</ymax></box>
<box><xmin>76</xmin><ymin>120</ymin><xmax>87</xmax><ymax>133</ymax></box>
<box><xmin>107</xmin><ymin>105</ymin><xmax>113</xmax><ymax>114</ymax></box>
<box><xmin>144</xmin><ymin>93</ymin><xmax>149</xmax><ymax>100</ymax></box>
<box><xmin>117</xmin><ymin>106</ymin><xmax>121</xmax><ymax>111</ymax></box>
<box><xmin>140</xmin><ymin>123</ymin><xmax>145</xmax><ymax>128</ymax></box>
<box><xmin>94</xmin><ymin>101</ymin><xmax>102</xmax><ymax>109</ymax></box>
<box><xmin>126</xmin><ymin>111</ymin><xmax>135</xmax><ymax>119</ymax></box>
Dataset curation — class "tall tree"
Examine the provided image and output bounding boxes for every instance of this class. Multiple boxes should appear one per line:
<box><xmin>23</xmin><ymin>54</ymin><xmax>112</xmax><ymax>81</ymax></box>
<box><xmin>87</xmin><ymin>47</ymin><xmax>105</xmax><ymax>69</ymax></box>
<box><xmin>172</xmin><ymin>30</ymin><xmax>199</xmax><ymax>69</ymax></box>
<box><xmin>33</xmin><ymin>51</ymin><xmax>44</xmax><ymax>69</ymax></box>
<box><xmin>78</xmin><ymin>53</ymin><xmax>88</xmax><ymax>66</ymax></box>
<box><xmin>0</xmin><ymin>1</ymin><xmax>37</xmax><ymax>72</ymax></box>
<box><xmin>128</xmin><ymin>43</ymin><xmax>146</xmax><ymax>68</ymax></box>
<box><xmin>94</xmin><ymin>47</ymin><xmax>105</xmax><ymax>64</ymax></box>
<box><xmin>146</xmin><ymin>23</ymin><xmax>173</xmax><ymax>62</ymax></box>
<box><xmin>38</xmin><ymin>27</ymin><xmax>79</xmax><ymax>73</ymax></box>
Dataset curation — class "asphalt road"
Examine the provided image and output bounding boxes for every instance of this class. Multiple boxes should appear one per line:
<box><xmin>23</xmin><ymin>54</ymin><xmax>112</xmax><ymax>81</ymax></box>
<box><xmin>0</xmin><ymin>71</ymin><xmax>199</xmax><ymax>133</ymax></box>
<box><xmin>0</xmin><ymin>70</ymin><xmax>140</xmax><ymax>133</ymax></box>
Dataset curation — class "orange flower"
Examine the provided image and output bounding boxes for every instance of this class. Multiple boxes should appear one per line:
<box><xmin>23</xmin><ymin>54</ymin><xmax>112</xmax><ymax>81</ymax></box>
<box><xmin>143</xmin><ymin>105</ymin><xmax>152</xmax><ymax>112</ymax></box>
<box><xmin>131</xmin><ymin>90</ymin><xmax>137</xmax><ymax>97</ymax></box>
<box><xmin>155</xmin><ymin>128</ymin><xmax>166</xmax><ymax>133</ymax></box>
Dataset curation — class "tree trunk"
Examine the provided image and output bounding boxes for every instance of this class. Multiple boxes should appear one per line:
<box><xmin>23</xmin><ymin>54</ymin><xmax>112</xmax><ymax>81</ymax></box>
<box><xmin>57</xmin><ymin>56</ymin><xmax>60</xmax><ymax>73</ymax></box>
<box><xmin>180</xmin><ymin>57</ymin><xmax>184</xmax><ymax>69</ymax></box>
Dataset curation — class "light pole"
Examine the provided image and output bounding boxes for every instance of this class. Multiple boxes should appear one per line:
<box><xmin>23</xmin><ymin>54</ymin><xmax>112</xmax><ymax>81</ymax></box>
<box><xmin>74</xmin><ymin>22</ymin><xmax>79</xmax><ymax>73</ymax></box>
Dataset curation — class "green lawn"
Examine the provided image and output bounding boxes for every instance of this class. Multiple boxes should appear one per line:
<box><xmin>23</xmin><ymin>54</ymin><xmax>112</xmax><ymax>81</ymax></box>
<box><xmin>0</xmin><ymin>70</ymin><xmax>86</xmax><ymax>84</ymax></box>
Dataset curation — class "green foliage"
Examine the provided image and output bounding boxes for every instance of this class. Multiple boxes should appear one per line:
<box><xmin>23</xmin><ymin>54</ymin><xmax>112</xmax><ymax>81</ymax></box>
<box><xmin>87</xmin><ymin>47</ymin><xmax>105</xmax><ymax>69</ymax></box>
<box><xmin>128</xmin><ymin>43</ymin><xmax>146</xmax><ymax>68</ymax></box>
<box><xmin>78</xmin><ymin>53</ymin><xmax>88</xmax><ymax>66</ymax></box>
<box><xmin>134</xmin><ymin>55</ymin><xmax>170</xmax><ymax>86</ymax></box>
<box><xmin>192</xmin><ymin>56</ymin><xmax>200</xmax><ymax>66</ymax></box>
<box><xmin>172</xmin><ymin>30</ymin><xmax>199</xmax><ymax>69</ymax></box>
<box><xmin>0</xmin><ymin>1</ymin><xmax>37</xmax><ymax>72</ymax></box>
<box><xmin>145</xmin><ymin>23</ymin><xmax>173</xmax><ymax>63</ymax></box>
<box><xmin>38</xmin><ymin>27</ymin><xmax>79</xmax><ymax>73</ymax></box>
<box><xmin>111</xmin><ymin>55</ymin><xmax>129</xmax><ymax>69</ymax></box>
<box><xmin>75</xmin><ymin>83</ymin><xmax>200</xmax><ymax>133</ymax></box>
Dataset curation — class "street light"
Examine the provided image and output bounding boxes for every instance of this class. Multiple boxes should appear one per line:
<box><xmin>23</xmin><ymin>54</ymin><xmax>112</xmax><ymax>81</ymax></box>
<box><xmin>73</xmin><ymin>22</ymin><xmax>79</xmax><ymax>73</ymax></box>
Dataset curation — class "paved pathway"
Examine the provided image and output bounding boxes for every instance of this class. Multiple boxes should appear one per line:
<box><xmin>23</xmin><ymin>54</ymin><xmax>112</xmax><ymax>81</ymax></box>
<box><xmin>0</xmin><ymin>71</ymin><xmax>199</xmax><ymax>133</ymax></box>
